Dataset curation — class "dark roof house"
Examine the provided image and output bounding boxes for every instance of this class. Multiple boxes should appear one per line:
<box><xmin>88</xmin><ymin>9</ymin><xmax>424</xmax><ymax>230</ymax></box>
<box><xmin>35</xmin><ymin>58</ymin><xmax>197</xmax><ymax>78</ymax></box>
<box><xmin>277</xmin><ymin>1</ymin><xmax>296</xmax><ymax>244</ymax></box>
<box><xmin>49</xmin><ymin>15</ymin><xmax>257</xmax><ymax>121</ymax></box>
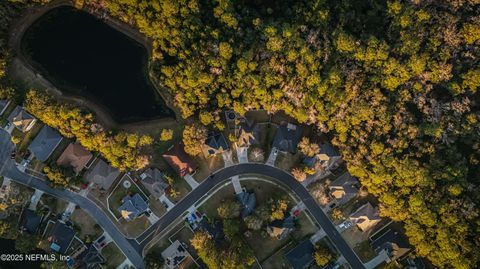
<box><xmin>237</xmin><ymin>117</ymin><xmax>260</xmax><ymax>147</ymax></box>
<box><xmin>202</xmin><ymin>132</ymin><xmax>229</xmax><ymax>157</ymax></box>
<box><xmin>198</xmin><ymin>218</ymin><xmax>224</xmax><ymax>244</ymax></box>
<box><xmin>140</xmin><ymin>168</ymin><xmax>170</xmax><ymax>199</ymax></box>
<box><xmin>236</xmin><ymin>191</ymin><xmax>256</xmax><ymax>218</ymax></box>
<box><xmin>28</xmin><ymin>125</ymin><xmax>63</xmax><ymax>162</ymax></box>
<box><xmin>371</xmin><ymin>229</ymin><xmax>412</xmax><ymax>262</ymax></box>
<box><xmin>162</xmin><ymin>143</ymin><xmax>197</xmax><ymax>177</ymax></box>
<box><xmin>317</xmin><ymin>143</ymin><xmax>342</xmax><ymax>170</ymax></box>
<box><xmin>118</xmin><ymin>193</ymin><xmax>149</xmax><ymax>221</ymax></box>
<box><xmin>83</xmin><ymin>159</ymin><xmax>120</xmax><ymax>191</ymax></box>
<box><xmin>329</xmin><ymin>172</ymin><xmax>359</xmax><ymax>205</ymax></box>
<box><xmin>47</xmin><ymin>221</ymin><xmax>75</xmax><ymax>254</ymax></box>
<box><xmin>267</xmin><ymin>212</ymin><xmax>296</xmax><ymax>240</ymax></box>
<box><xmin>272</xmin><ymin>123</ymin><xmax>303</xmax><ymax>154</ymax></box>
<box><xmin>285</xmin><ymin>239</ymin><xmax>315</xmax><ymax>269</ymax></box>
<box><xmin>19</xmin><ymin>209</ymin><xmax>42</xmax><ymax>234</ymax></box>
<box><xmin>57</xmin><ymin>143</ymin><xmax>93</xmax><ymax>174</ymax></box>
<box><xmin>8</xmin><ymin>106</ymin><xmax>37</xmax><ymax>132</ymax></box>
<box><xmin>74</xmin><ymin>244</ymin><xmax>104</xmax><ymax>269</ymax></box>
<box><xmin>349</xmin><ymin>202</ymin><xmax>381</xmax><ymax>232</ymax></box>
<box><xmin>161</xmin><ymin>240</ymin><xmax>192</xmax><ymax>269</ymax></box>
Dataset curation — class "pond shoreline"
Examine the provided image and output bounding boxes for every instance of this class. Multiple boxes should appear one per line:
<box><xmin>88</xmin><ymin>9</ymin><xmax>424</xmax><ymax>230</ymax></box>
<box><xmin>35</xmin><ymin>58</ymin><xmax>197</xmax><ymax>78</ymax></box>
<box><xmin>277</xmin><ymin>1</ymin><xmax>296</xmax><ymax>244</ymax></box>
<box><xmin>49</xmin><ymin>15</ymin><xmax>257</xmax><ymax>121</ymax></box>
<box><xmin>8</xmin><ymin>0</ymin><xmax>184</xmax><ymax>131</ymax></box>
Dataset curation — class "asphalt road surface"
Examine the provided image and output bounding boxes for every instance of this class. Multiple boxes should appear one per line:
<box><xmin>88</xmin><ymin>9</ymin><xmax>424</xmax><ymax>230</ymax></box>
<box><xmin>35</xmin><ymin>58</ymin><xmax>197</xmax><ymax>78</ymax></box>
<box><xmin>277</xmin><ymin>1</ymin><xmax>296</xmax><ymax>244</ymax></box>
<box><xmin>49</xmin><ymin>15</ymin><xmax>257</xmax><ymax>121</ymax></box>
<box><xmin>0</xmin><ymin>129</ymin><xmax>365</xmax><ymax>269</ymax></box>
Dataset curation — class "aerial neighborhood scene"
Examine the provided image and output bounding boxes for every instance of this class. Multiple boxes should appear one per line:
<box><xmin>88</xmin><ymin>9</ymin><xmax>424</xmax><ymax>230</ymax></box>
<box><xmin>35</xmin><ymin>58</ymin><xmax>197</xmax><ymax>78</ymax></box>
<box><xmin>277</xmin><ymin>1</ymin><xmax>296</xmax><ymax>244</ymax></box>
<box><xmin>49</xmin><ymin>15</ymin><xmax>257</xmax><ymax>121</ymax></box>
<box><xmin>0</xmin><ymin>1</ymin><xmax>478</xmax><ymax>269</ymax></box>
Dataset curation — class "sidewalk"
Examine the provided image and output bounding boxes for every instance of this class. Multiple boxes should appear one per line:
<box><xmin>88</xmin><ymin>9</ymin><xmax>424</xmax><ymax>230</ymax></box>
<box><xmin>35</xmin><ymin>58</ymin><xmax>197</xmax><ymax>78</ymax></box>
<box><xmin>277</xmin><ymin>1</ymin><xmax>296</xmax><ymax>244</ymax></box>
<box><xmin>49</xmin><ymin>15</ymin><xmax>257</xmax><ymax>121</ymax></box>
<box><xmin>265</xmin><ymin>147</ymin><xmax>278</xmax><ymax>166</ymax></box>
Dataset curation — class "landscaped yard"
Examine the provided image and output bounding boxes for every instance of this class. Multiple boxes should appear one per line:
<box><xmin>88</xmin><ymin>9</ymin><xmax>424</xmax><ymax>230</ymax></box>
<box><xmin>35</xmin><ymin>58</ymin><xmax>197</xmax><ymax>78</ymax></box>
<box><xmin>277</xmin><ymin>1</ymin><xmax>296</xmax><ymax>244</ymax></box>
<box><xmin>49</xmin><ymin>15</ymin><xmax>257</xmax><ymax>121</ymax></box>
<box><xmin>41</xmin><ymin>194</ymin><xmax>68</xmax><ymax>216</ymax></box>
<box><xmin>120</xmin><ymin>215</ymin><xmax>151</xmax><ymax>237</ymax></box>
<box><xmin>70</xmin><ymin>208</ymin><xmax>103</xmax><ymax>243</ymax></box>
<box><xmin>101</xmin><ymin>243</ymin><xmax>125</xmax><ymax>269</ymax></box>
<box><xmin>107</xmin><ymin>176</ymin><xmax>148</xmax><ymax>219</ymax></box>
<box><xmin>12</xmin><ymin>121</ymin><xmax>43</xmax><ymax>154</ymax></box>
<box><xmin>198</xmin><ymin>183</ymin><xmax>235</xmax><ymax>218</ymax></box>
<box><xmin>192</xmin><ymin>154</ymin><xmax>224</xmax><ymax>182</ymax></box>
<box><xmin>353</xmin><ymin>240</ymin><xmax>377</xmax><ymax>262</ymax></box>
<box><xmin>275</xmin><ymin>151</ymin><xmax>302</xmax><ymax>171</ymax></box>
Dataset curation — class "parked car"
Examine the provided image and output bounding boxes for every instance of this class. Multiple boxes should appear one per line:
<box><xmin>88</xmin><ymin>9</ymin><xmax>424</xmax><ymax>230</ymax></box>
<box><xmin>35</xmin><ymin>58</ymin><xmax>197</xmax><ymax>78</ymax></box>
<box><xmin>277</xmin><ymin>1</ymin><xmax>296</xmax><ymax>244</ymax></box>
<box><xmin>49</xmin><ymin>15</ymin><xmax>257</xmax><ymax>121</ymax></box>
<box><xmin>10</xmin><ymin>151</ymin><xmax>15</xmax><ymax>159</ymax></box>
<box><xmin>339</xmin><ymin>220</ymin><xmax>353</xmax><ymax>230</ymax></box>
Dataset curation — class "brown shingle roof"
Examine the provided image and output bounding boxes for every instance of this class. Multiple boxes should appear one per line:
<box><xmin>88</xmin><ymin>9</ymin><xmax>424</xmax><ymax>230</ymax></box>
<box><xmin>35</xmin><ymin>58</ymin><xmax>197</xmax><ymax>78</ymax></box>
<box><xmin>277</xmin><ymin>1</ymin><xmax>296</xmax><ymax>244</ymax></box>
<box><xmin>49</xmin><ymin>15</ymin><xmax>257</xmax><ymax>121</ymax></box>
<box><xmin>162</xmin><ymin>143</ymin><xmax>197</xmax><ymax>177</ymax></box>
<box><xmin>56</xmin><ymin>143</ymin><xmax>92</xmax><ymax>173</ymax></box>
<box><xmin>349</xmin><ymin>202</ymin><xmax>381</xmax><ymax>232</ymax></box>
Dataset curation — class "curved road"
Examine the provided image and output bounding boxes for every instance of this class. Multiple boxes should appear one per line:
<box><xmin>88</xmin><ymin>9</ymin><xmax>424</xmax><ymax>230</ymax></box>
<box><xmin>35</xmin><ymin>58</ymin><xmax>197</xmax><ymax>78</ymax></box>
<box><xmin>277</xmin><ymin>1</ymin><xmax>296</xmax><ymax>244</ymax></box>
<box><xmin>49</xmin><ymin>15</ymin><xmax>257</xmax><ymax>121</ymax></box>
<box><xmin>0</xmin><ymin>129</ymin><xmax>364</xmax><ymax>269</ymax></box>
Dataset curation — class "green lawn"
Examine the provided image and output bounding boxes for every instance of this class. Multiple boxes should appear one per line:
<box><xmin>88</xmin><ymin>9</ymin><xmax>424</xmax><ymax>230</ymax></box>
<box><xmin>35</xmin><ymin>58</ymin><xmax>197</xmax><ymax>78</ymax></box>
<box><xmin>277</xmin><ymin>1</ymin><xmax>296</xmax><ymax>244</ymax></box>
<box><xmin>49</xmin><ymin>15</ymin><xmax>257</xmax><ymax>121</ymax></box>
<box><xmin>101</xmin><ymin>243</ymin><xmax>126</xmax><ymax>269</ymax></box>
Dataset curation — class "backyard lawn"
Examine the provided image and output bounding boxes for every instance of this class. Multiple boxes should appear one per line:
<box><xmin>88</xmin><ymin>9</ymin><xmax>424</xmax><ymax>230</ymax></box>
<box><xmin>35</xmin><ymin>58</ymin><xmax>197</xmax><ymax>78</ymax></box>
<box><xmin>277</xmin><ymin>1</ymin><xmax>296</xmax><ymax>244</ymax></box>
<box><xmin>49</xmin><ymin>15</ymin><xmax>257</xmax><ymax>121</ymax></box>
<box><xmin>101</xmin><ymin>243</ymin><xmax>125</xmax><ymax>269</ymax></box>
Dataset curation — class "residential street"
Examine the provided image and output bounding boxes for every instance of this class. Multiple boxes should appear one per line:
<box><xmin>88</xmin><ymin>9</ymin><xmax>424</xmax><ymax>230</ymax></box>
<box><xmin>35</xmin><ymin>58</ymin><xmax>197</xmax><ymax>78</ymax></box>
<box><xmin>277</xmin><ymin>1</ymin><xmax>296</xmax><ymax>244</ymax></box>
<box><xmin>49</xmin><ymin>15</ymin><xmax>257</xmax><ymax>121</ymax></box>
<box><xmin>0</xmin><ymin>129</ymin><xmax>364</xmax><ymax>269</ymax></box>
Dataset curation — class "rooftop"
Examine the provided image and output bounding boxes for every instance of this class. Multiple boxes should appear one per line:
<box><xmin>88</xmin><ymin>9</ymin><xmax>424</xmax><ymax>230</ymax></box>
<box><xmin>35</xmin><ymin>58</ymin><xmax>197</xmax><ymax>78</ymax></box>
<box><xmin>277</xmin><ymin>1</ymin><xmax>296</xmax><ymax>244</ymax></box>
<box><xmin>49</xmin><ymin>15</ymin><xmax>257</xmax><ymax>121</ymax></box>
<box><xmin>272</xmin><ymin>122</ymin><xmax>303</xmax><ymax>153</ymax></box>
<box><xmin>8</xmin><ymin>106</ymin><xmax>36</xmax><ymax>132</ymax></box>
<box><xmin>28</xmin><ymin>125</ymin><xmax>63</xmax><ymax>162</ymax></box>
<box><xmin>118</xmin><ymin>193</ymin><xmax>148</xmax><ymax>221</ymax></box>
<box><xmin>48</xmin><ymin>221</ymin><xmax>75</xmax><ymax>254</ymax></box>
<box><xmin>83</xmin><ymin>159</ymin><xmax>120</xmax><ymax>190</ymax></box>
<box><xmin>56</xmin><ymin>142</ymin><xmax>92</xmax><ymax>173</ymax></box>
<box><xmin>285</xmin><ymin>239</ymin><xmax>315</xmax><ymax>269</ymax></box>
<box><xmin>162</xmin><ymin>143</ymin><xmax>197</xmax><ymax>177</ymax></box>
<box><xmin>161</xmin><ymin>240</ymin><xmax>192</xmax><ymax>269</ymax></box>
<box><xmin>19</xmin><ymin>209</ymin><xmax>42</xmax><ymax>234</ymax></box>
<box><xmin>140</xmin><ymin>168</ymin><xmax>169</xmax><ymax>199</ymax></box>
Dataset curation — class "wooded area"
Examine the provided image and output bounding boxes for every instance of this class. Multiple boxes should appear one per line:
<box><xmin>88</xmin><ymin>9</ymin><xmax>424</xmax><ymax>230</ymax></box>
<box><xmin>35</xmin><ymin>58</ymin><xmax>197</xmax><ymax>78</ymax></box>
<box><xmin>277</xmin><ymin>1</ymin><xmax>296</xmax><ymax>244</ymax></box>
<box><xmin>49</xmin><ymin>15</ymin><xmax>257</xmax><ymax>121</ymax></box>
<box><xmin>0</xmin><ymin>0</ymin><xmax>479</xmax><ymax>268</ymax></box>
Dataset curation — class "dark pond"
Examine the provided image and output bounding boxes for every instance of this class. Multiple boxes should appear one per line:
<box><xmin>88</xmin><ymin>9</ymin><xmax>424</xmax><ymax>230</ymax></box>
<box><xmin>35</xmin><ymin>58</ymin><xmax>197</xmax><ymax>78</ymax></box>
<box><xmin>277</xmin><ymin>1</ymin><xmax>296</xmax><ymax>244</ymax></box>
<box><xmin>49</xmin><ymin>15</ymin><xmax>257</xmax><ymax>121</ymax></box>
<box><xmin>21</xmin><ymin>6</ymin><xmax>174</xmax><ymax>123</ymax></box>
<box><xmin>0</xmin><ymin>238</ymin><xmax>43</xmax><ymax>269</ymax></box>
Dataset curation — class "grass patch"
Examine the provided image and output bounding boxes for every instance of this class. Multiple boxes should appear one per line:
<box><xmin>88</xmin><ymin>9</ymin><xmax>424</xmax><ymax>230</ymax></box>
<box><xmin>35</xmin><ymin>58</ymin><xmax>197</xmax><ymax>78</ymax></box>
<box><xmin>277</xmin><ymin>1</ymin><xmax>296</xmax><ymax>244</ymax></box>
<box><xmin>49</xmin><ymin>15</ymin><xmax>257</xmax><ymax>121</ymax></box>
<box><xmin>198</xmin><ymin>183</ymin><xmax>235</xmax><ymax>218</ymax></box>
<box><xmin>70</xmin><ymin>208</ymin><xmax>103</xmax><ymax>243</ymax></box>
<box><xmin>274</xmin><ymin>152</ymin><xmax>302</xmax><ymax>171</ymax></box>
<box><xmin>193</xmin><ymin>154</ymin><xmax>224</xmax><ymax>182</ymax></box>
<box><xmin>14</xmin><ymin>121</ymin><xmax>43</xmax><ymax>153</ymax></box>
<box><xmin>101</xmin><ymin>243</ymin><xmax>125</xmax><ymax>269</ymax></box>
<box><xmin>353</xmin><ymin>240</ymin><xmax>377</xmax><ymax>262</ymax></box>
<box><xmin>41</xmin><ymin>195</ymin><xmax>68</xmax><ymax>216</ymax></box>
<box><xmin>121</xmin><ymin>215</ymin><xmax>151</xmax><ymax>237</ymax></box>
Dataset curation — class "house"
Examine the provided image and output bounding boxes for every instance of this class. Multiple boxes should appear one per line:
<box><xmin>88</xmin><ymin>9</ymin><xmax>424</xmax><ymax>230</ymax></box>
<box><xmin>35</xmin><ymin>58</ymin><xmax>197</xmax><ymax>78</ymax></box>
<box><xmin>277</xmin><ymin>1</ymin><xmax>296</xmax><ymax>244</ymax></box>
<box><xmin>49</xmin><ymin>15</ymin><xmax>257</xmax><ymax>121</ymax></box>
<box><xmin>83</xmin><ymin>159</ymin><xmax>120</xmax><ymax>191</ymax></box>
<box><xmin>236</xmin><ymin>191</ymin><xmax>256</xmax><ymax>218</ymax></box>
<box><xmin>140</xmin><ymin>168</ymin><xmax>169</xmax><ymax>199</ymax></box>
<box><xmin>8</xmin><ymin>106</ymin><xmax>37</xmax><ymax>132</ymax></box>
<box><xmin>272</xmin><ymin>122</ymin><xmax>303</xmax><ymax>154</ymax></box>
<box><xmin>19</xmin><ymin>209</ymin><xmax>42</xmax><ymax>234</ymax></box>
<box><xmin>47</xmin><ymin>221</ymin><xmax>75</xmax><ymax>254</ymax></box>
<box><xmin>56</xmin><ymin>143</ymin><xmax>93</xmax><ymax>174</ymax></box>
<box><xmin>285</xmin><ymin>239</ymin><xmax>315</xmax><ymax>269</ymax></box>
<box><xmin>162</xmin><ymin>143</ymin><xmax>197</xmax><ymax>177</ymax></box>
<box><xmin>72</xmin><ymin>244</ymin><xmax>105</xmax><ymax>269</ymax></box>
<box><xmin>202</xmin><ymin>132</ymin><xmax>229</xmax><ymax>157</ymax></box>
<box><xmin>237</xmin><ymin>116</ymin><xmax>260</xmax><ymax>148</ymax></box>
<box><xmin>349</xmin><ymin>202</ymin><xmax>381</xmax><ymax>232</ymax></box>
<box><xmin>118</xmin><ymin>193</ymin><xmax>148</xmax><ymax>221</ymax></box>
<box><xmin>317</xmin><ymin>143</ymin><xmax>342</xmax><ymax>171</ymax></box>
<box><xmin>0</xmin><ymin>99</ymin><xmax>11</xmax><ymax>116</ymax></box>
<box><xmin>267</xmin><ymin>212</ymin><xmax>296</xmax><ymax>240</ymax></box>
<box><xmin>28</xmin><ymin>125</ymin><xmax>63</xmax><ymax>162</ymax></box>
<box><xmin>329</xmin><ymin>172</ymin><xmax>359</xmax><ymax>205</ymax></box>
<box><xmin>161</xmin><ymin>240</ymin><xmax>193</xmax><ymax>269</ymax></box>
<box><xmin>371</xmin><ymin>229</ymin><xmax>412</xmax><ymax>262</ymax></box>
<box><xmin>198</xmin><ymin>218</ymin><xmax>224</xmax><ymax>243</ymax></box>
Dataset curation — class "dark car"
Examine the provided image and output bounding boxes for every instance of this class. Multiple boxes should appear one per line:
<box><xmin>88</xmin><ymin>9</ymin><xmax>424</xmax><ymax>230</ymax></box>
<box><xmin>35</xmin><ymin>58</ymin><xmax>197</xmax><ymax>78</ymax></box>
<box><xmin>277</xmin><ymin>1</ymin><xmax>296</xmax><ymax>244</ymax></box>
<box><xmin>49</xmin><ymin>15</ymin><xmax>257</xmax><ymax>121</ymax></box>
<box><xmin>10</xmin><ymin>151</ymin><xmax>15</xmax><ymax>159</ymax></box>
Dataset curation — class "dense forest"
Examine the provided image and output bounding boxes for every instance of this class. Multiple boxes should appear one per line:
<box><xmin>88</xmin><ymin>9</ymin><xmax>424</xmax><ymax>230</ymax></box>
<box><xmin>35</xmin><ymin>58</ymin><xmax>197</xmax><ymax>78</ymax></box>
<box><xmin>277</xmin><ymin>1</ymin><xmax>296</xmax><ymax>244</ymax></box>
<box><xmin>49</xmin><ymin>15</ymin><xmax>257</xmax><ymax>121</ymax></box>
<box><xmin>83</xmin><ymin>1</ymin><xmax>480</xmax><ymax>267</ymax></box>
<box><xmin>0</xmin><ymin>0</ymin><xmax>479</xmax><ymax>268</ymax></box>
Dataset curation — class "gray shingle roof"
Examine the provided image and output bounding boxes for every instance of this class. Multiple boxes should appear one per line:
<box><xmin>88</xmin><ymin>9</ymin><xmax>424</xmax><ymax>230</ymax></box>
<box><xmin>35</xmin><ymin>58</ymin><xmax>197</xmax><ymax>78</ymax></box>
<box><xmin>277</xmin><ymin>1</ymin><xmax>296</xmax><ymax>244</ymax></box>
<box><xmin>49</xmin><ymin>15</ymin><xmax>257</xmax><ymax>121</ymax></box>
<box><xmin>8</xmin><ymin>106</ymin><xmax>36</xmax><ymax>132</ymax></box>
<box><xmin>84</xmin><ymin>159</ymin><xmax>120</xmax><ymax>190</ymax></box>
<box><xmin>203</xmin><ymin>132</ymin><xmax>229</xmax><ymax>156</ymax></box>
<box><xmin>272</xmin><ymin>123</ymin><xmax>303</xmax><ymax>153</ymax></box>
<box><xmin>118</xmin><ymin>193</ymin><xmax>148</xmax><ymax>221</ymax></box>
<box><xmin>140</xmin><ymin>168</ymin><xmax>169</xmax><ymax>199</ymax></box>
<box><xmin>48</xmin><ymin>221</ymin><xmax>75</xmax><ymax>254</ymax></box>
<box><xmin>285</xmin><ymin>239</ymin><xmax>315</xmax><ymax>269</ymax></box>
<box><xmin>28</xmin><ymin>125</ymin><xmax>63</xmax><ymax>162</ymax></box>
